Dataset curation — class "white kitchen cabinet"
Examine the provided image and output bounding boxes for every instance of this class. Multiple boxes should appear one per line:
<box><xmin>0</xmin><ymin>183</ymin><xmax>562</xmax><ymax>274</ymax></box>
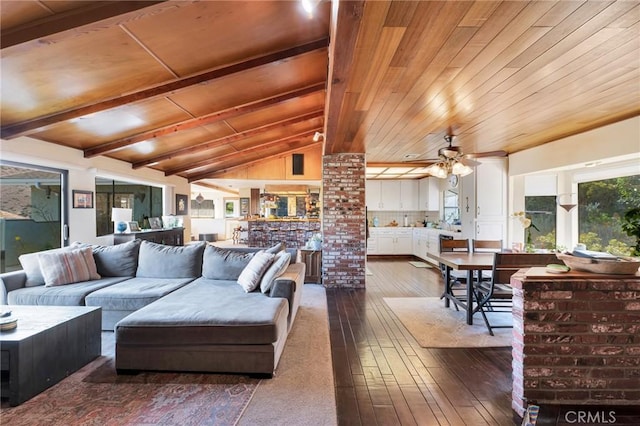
<box><xmin>412</xmin><ymin>228</ymin><xmax>429</xmax><ymax>260</ymax></box>
<box><xmin>475</xmin><ymin>158</ymin><xmax>507</xmax><ymax>220</ymax></box>
<box><xmin>369</xmin><ymin>228</ymin><xmax>413</xmax><ymax>255</ymax></box>
<box><xmin>419</xmin><ymin>177</ymin><xmax>440</xmax><ymax>211</ymax></box>
<box><xmin>366</xmin><ymin>179</ymin><xmax>419</xmax><ymax>211</ymax></box>
<box><xmin>459</xmin><ymin>158</ymin><xmax>507</xmax><ymax>241</ymax></box>
<box><xmin>399</xmin><ymin>180</ymin><xmax>419</xmax><ymax>211</ymax></box>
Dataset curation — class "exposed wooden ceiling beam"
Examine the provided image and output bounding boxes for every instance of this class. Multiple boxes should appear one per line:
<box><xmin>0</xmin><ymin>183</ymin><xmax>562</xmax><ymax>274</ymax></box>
<box><xmin>191</xmin><ymin>182</ymin><xmax>239</xmax><ymax>195</ymax></box>
<box><xmin>84</xmin><ymin>82</ymin><xmax>325</xmax><ymax>158</ymax></box>
<box><xmin>323</xmin><ymin>0</ymin><xmax>365</xmax><ymax>155</ymax></box>
<box><xmin>133</xmin><ymin>110</ymin><xmax>324</xmax><ymax>169</ymax></box>
<box><xmin>164</xmin><ymin>129</ymin><xmax>320</xmax><ymax>176</ymax></box>
<box><xmin>1</xmin><ymin>1</ymin><xmax>168</xmax><ymax>50</ymax></box>
<box><xmin>0</xmin><ymin>37</ymin><xmax>329</xmax><ymax>139</ymax></box>
<box><xmin>188</xmin><ymin>141</ymin><xmax>319</xmax><ymax>183</ymax></box>
<box><xmin>366</xmin><ymin>162</ymin><xmax>435</xmax><ymax>168</ymax></box>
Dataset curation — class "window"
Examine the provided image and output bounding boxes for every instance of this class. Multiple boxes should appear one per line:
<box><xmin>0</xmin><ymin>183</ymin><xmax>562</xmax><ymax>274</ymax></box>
<box><xmin>524</xmin><ymin>196</ymin><xmax>557</xmax><ymax>250</ymax></box>
<box><xmin>578</xmin><ymin>175</ymin><xmax>639</xmax><ymax>256</ymax></box>
<box><xmin>0</xmin><ymin>161</ymin><xmax>68</xmax><ymax>272</ymax></box>
<box><xmin>95</xmin><ymin>178</ymin><xmax>162</xmax><ymax>236</ymax></box>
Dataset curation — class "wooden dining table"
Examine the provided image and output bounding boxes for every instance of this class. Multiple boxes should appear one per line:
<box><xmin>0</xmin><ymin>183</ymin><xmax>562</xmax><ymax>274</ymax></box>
<box><xmin>427</xmin><ymin>251</ymin><xmax>496</xmax><ymax>325</ymax></box>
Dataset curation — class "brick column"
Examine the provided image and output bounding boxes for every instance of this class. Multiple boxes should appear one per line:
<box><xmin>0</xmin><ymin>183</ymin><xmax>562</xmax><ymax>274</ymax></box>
<box><xmin>321</xmin><ymin>153</ymin><xmax>366</xmax><ymax>288</ymax></box>
<box><xmin>511</xmin><ymin>269</ymin><xmax>640</xmax><ymax>416</ymax></box>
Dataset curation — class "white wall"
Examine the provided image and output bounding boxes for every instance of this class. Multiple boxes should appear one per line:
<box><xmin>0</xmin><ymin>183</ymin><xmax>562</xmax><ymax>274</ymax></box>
<box><xmin>507</xmin><ymin>116</ymin><xmax>640</xmax><ymax>249</ymax></box>
<box><xmin>1</xmin><ymin>137</ymin><xmax>191</xmax><ymax>245</ymax></box>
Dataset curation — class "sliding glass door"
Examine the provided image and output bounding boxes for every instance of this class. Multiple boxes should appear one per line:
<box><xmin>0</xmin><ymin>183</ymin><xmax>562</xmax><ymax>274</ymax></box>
<box><xmin>0</xmin><ymin>161</ymin><xmax>68</xmax><ymax>273</ymax></box>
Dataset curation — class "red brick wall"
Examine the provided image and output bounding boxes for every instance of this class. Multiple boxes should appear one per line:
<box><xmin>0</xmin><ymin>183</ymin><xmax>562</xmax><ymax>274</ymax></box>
<box><xmin>511</xmin><ymin>271</ymin><xmax>640</xmax><ymax>416</ymax></box>
<box><xmin>321</xmin><ymin>153</ymin><xmax>366</xmax><ymax>288</ymax></box>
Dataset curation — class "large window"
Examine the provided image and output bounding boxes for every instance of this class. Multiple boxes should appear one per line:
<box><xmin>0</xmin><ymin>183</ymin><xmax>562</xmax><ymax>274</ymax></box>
<box><xmin>0</xmin><ymin>162</ymin><xmax>68</xmax><ymax>272</ymax></box>
<box><xmin>95</xmin><ymin>178</ymin><xmax>163</xmax><ymax>236</ymax></box>
<box><xmin>578</xmin><ymin>175</ymin><xmax>638</xmax><ymax>256</ymax></box>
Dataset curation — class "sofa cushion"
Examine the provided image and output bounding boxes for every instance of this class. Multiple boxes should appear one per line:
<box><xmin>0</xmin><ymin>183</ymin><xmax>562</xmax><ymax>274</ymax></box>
<box><xmin>260</xmin><ymin>250</ymin><xmax>292</xmax><ymax>293</ymax></box>
<box><xmin>7</xmin><ymin>276</ymin><xmax>129</xmax><ymax>306</ymax></box>
<box><xmin>38</xmin><ymin>247</ymin><xmax>101</xmax><ymax>287</ymax></box>
<box><xmin>85</xmin><ymin>277</ymin><xmax>194</xmax><ymax>311</ymax></box>
<box><xmin>237</xmin><ymin>251</ymin><xmax>275</xmax><ymax>292</ymax></box>
<box><xmin>19</xmin><ymin>246</ymin><xmax>73</xmax><ymax>287</ymax></box>
<box><xmin>265</xmin><ymin>242</ymin><xmax>285</xmax><ymax>254</ymax></box>
<box><xmin>115</xmin><ymin>278</ymin><xmax>288</xmax><ymax>345</ymax></box>
<box><xmin>74</xmin><ymin>240</ymin><xmax>141</xmax><ymax>277</ymax></box>
<box><xmin>136</xmin><ymin>241</ymin><xmax>206</xmax><ymax>278</ymax></box>
<box><xmin>202</xmin><ymin>245</ymin><xmax>255</xmax><ymax>280</ymax></box>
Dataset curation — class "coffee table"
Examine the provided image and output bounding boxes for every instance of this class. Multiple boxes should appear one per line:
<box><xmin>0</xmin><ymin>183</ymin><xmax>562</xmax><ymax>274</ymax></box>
<box><xmin>0</xmin><ymin>305</ymin><xmax>101</xmax><ymax>406</ymax></box>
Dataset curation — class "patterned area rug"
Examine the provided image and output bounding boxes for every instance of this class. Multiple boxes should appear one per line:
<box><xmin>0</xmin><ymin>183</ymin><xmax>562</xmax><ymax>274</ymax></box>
<box><xmin>383</xmin><ymin>297</ymin><xmax>512</xmax><ymax>348</ymax></box>
<box><xmin>0</xmin><ymin>333</ymin><xmax>259</xmax><ymax>425</ymax></box>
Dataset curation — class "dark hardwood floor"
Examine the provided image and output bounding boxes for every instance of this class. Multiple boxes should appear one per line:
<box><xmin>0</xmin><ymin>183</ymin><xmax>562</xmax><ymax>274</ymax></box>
<box><xmin>326</xmin><ymin>258</ymin><xmax>515</xmax><ymax>426</ymax></box>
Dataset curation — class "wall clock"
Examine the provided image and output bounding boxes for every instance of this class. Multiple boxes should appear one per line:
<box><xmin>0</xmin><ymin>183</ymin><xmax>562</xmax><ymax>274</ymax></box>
<box><xmin>448</xmin><ymin>174</ymin><xmax>459</xmax><ymax>188</ymax></box>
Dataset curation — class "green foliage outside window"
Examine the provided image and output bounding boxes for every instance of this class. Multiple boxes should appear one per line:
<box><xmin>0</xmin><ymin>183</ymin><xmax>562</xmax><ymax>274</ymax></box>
<box><xmin>578</xmin><ymin>175</ymin><xmax>639</xmax><ymax>256</ymax></box>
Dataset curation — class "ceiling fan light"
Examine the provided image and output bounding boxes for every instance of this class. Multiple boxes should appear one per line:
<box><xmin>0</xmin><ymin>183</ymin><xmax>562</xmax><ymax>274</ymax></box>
<box><xmin>452</xmin><ymin>161</ymin><xmax>473</xmax><ymax>176</ymax></box>
<box><xmin>426</xmin><ymin>163</ymin><xmax>448</xmax><ymax>179</ymax></box>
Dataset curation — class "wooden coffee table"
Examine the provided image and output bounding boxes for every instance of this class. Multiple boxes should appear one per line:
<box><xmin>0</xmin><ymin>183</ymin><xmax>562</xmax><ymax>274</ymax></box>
<box><xmin>0</xmin><ymin>305</ymin><xmax>101</xmax><ymax>406</ymax></box>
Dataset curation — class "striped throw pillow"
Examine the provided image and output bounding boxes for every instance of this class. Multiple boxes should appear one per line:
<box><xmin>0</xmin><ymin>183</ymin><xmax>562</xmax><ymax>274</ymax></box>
<box><xmin>38</xmin><ymin>247</ymin><xmax>101</xmax><ymax>287</ymax></box>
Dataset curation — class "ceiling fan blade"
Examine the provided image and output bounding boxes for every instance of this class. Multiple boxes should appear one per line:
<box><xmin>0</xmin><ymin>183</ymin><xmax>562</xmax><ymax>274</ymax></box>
<box><xmin>459</xmin><ymin>158</ymin><xmax>480</xmax><ymax>167</ymax></box>
<box><xmin>465</xmin><ymin>150</ymin><xmax>508</xmax><ymax>159</ymax></box>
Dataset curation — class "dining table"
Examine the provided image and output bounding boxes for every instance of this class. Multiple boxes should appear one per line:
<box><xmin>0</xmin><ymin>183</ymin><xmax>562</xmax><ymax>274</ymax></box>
<box><xmin>427</xmin><ymin>251</ymin><xmax>496</xmax><ymax>325</ymax></box>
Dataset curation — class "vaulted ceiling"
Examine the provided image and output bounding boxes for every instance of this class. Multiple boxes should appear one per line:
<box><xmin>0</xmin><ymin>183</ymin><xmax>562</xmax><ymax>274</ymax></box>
<box><xmin>2</xmin><ymin>1</ymin><xmax>639</xmax><ymax>184</ymax></box>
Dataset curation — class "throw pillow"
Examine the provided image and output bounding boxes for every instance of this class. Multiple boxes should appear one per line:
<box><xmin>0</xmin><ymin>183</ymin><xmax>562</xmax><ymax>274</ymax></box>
<box><xmin>202</xmin><ymin>245</ymin><xmax>255</xmax><ymax>280</ymax></box>
<box><xmin>72</xmin><ymin>239</ymin><xmax>141</xmax><ymax>277</ymax></box>
<box><xmin>237</xmin><ymin>251</ymin><xmax>275</xmax><ymax>292</ymax></box>
<box><xmin>38</xmin><ymin>247</ymin><xmax>101</xmax><ymax>287</ymax></box>
<box><xmin>136</xmin><ymin>241</ymin><xmax>206</xmax><ymax>278</ymax></box>
<box><xmin>19</xmin><ymin>246</ymin><xmax>74</xmax><ymax>287</ymax></box>
<box><xmin>260</xmin><ymin>250</ymin><xmax>291</xmax><ymax>293</ymax></box>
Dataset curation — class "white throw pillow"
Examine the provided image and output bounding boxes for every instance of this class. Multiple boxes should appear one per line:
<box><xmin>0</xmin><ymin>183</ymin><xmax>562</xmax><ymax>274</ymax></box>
<box><xmin>237</xmin><ymin>251</ymin><xmax>275</xmax><ymax>292</ymax></box>
<box><xmin>38</xmin><ymin>247</ymin><xmax>101</xmax><ymax>287</ymax></box>
<box><xmin>260</xmin><ymin>251</ymin><xmax>291</xmax><ymax>293</ymax></box>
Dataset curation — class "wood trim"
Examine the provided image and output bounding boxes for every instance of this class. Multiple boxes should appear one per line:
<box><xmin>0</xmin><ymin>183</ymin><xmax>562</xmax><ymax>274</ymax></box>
<box><xmin>132</xmin><ymin>110</ymin><xmax>324</xmax><ymax>169</ymax></box>
<box><xmin>1</xmin><ymin>1</ymin><xmax>168</xmax><ymax>49</ymax></box>
<box><xmin>164</xmin><ymin>129</ymin><xmax>320</xmax><ymax>176</ymax></box>
<box><xmin>84</xmin><ymin>82</ymin><xmax>325</xmax><ymax>158</ymax></box>
<box><xmin>0</xmin><ymin>38</ymin><xmax>329</xmax><ymax>139</ymax></box>
<box><xmin>323</xmin><ymin>0</ymin><xmax>365</xmax><ymax>155</ymax></box>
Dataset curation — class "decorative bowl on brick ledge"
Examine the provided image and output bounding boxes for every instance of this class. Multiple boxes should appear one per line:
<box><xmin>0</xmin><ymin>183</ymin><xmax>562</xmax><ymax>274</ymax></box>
<box><xmin>556</xmin><ymin>253</ymin><xmax>640</xmax><ymax>275</ymax></box>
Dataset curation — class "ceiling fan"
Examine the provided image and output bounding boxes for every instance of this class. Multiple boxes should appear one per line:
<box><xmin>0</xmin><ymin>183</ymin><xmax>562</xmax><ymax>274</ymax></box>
<box><xmin>412</xmin><ymin>134</ymin><xmax>507</xmax><ymax>179</ymax></box>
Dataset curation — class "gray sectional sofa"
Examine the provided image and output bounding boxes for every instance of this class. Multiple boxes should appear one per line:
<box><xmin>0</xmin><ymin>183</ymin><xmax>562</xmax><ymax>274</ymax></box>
<box><xmin>0</xmin><ymin>240</ymin><xmax>305</xmax><ymax>377</ymax></box>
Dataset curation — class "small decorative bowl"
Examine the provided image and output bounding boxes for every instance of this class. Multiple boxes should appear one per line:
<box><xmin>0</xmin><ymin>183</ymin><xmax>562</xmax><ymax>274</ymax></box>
<box><xmin>556</xmin><ymin>253</ymin><xmax>640</xmax><ymax>275</ymax></box>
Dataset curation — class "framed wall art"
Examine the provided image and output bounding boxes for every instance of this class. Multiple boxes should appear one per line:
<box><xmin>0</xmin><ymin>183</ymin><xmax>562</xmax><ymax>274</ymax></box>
<box><xmin>176</xmin><ymin>194</ymin><xmax>189</xmax><ymax>215</ymax></box>
<box><xmin>72</xmin><ymin>190</ymin><xmax>94</xmax><ymax>209</ymax></box>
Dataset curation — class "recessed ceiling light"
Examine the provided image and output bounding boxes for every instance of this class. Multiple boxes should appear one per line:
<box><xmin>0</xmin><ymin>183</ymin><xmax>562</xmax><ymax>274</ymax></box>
<box><xmin>403</xmin><ymin>154</ymin><xmax>419</xmax><ymax>159</ymax></box>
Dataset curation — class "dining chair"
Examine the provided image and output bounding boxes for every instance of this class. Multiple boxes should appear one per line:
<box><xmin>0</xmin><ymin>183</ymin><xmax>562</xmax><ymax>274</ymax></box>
<box><xmin>473</xmin><ymin>252</ymin><xmax>562</xmax><ymax>335</ymax></box>
<box><xmin>472</xmin><ymin>239</ymin><xmax>503</xmax><ymax>280</ymax></box>
<box><xmin>439</xmin><ymin>235</ymin><xmax>470</xmax><ymax>307</ymax></box>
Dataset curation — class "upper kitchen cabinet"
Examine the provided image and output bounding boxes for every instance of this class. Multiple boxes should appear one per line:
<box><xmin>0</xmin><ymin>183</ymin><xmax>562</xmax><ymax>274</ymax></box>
<box><xmin>459</xmin><ymin>158</ymin><xmax>507</xmax><ymax>241</ymax></box>
<box><xmin>366</xmin><ymin>180</ymin><xmax>419</xmax><ymax>211</ymax></box>
<box><xmin>418</xmin><ymin>177</ymin><xmax>440</xmax><ymax>211</ymax></box>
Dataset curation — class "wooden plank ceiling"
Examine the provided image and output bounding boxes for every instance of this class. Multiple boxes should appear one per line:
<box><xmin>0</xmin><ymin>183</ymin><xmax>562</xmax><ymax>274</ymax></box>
<box><xmin>1</xmin><ymin>1</ymin><xmax>639</xmax><ymax>184</ymax></box>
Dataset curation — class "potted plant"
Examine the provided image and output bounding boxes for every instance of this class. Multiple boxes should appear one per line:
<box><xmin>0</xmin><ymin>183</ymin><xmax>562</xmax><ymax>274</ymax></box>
<box><xmin>621</xmin><ymin>207</ymin><xmax>640</xmax><ymax>257</ymax></box>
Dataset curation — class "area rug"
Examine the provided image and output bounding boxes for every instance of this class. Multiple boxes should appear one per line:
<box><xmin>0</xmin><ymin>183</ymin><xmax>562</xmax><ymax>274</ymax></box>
<box><xmin>408</xmin><ymin>261</ymin><xmax>432</xmax><ymax>268</ymax></box>
<box><xmin>383</xmin><ymin>297</ymin><xmax>512</xmax><ymax>348</ymax></box>
<box><xmin>0</xmin><ymin>335</ymin><xmax>259</xmax><ymax>425</ymax></box>
<box><xmin>238</xmin><ymin>284</ymin><xmax>336</xmax><ymax>425</ymax></box>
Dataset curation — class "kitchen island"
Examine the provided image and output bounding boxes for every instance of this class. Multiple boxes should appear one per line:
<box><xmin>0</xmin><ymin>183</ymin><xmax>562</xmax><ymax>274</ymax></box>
<box><xmin>511</xmin><ymin>267</ymin><xmax>640</xmax><ymax>417</ymax></box>
<box><xmin>247</xmin><ymin>219</ymin><xmax>320</xmax><ymax>248</ymax></box>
